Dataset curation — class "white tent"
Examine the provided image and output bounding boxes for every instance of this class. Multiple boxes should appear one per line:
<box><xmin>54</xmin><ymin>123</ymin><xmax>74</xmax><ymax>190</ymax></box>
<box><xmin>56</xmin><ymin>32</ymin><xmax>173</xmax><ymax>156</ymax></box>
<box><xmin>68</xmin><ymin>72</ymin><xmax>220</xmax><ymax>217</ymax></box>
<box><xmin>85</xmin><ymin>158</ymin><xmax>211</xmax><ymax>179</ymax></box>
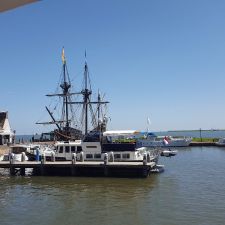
<box><xmin>103</xmin><ymin>130</ymin><xmax>140</xmax><ymax>137</ymax></box>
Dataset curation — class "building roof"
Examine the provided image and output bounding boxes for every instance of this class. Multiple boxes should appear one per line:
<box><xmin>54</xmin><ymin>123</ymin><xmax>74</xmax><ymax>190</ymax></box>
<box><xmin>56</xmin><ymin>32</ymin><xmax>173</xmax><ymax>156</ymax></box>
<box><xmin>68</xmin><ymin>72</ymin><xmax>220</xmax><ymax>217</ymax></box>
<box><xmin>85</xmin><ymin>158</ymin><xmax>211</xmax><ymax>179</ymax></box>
<box><xmin>0</xmin><ymin>112</ymin><xmax>7</xmax><ymax>130</ymax></box>
<box><xmin>0</xmin><ymin>111</ymin><xmax>13</xmax><ymax>135</ymax></box>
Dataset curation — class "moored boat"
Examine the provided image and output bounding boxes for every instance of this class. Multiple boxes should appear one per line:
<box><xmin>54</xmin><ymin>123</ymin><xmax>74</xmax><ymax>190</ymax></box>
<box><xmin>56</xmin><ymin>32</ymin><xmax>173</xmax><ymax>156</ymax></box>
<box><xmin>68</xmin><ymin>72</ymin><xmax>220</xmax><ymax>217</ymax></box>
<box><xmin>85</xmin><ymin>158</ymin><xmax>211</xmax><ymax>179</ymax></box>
<box><xmin>215</xmin><ymin>138</ymin><xmax>225</xmax><ymax>146</ymax></box>
<box><xmin>27</xmin><ymin>130</ymin><xmax>161</xmax><ymax>163</ymax></box>
<box><xmin>137</xmin><ymin>133</ymin><xmax>192</xmax><ymax>147</ymax></box>
<box><xmin>26</xmin><ymin>50</ymin><xmax>175</xmax><ymax>173</ymax></box>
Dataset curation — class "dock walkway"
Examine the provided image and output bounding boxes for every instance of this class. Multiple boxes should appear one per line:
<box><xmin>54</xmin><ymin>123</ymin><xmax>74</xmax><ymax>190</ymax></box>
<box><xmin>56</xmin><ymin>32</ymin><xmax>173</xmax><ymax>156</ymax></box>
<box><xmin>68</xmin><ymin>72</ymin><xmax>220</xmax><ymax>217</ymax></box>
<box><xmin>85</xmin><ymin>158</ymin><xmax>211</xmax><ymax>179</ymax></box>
<box><xmin>0</xmin><ymin>160</ymin><xmax>156</xmax><ymax>178</ymax></box>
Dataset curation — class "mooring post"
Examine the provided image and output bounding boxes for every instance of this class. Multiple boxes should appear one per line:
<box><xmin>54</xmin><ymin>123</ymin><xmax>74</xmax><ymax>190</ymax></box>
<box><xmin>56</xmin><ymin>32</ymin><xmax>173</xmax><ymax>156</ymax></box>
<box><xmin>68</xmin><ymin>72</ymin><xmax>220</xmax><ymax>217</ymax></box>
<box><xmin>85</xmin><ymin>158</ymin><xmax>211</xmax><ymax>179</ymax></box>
<box><xmin>142</xmin><ymin>166</ymin><xmax>149</xmax><ymax>178</ymax></box>
<box><xmin>72</xmin><ymin>153</ymin><xmax>76</xmax><ymax>164</ymax></box>
<box><xmin>19</xmin><ymin>152</ymin><xmax>26</xmax><ymax>176</ymax></box>
<box><xmin>109</xmin><ymin>151</ymin><xmax>114</xmax><ymax>162</ymax></box>
<box><xmin>9</xmin><ymin>153</ymin><xmax>15</xmax><ymax>176</ymax></box>
<box><xmin>103</xmin><ymin>153</ymin><xmax>109</xmax><ymax>176</ymax></box>
<box><xmin>40</xmin><ymin>153</ymin><xmax>46</xmax><ymax>175</ymax></box>
<box><xmin>104</xmin><ymin>153</ymin><xmax>108</xmax><ymax>165</ymax></box>
<box><xmin>71</xmin><ymin>153</ymin><xmax>76</xmax><ymax>176</ymax></box>
<box><xmin>20</xmin><ymin>168</ymin><xmax>26</xmax><ymax>176</ymax></box>
<box><xmin>51</xmin><ymin>152</ymin><xmax>55</xmax><ymax>162</ymax></box>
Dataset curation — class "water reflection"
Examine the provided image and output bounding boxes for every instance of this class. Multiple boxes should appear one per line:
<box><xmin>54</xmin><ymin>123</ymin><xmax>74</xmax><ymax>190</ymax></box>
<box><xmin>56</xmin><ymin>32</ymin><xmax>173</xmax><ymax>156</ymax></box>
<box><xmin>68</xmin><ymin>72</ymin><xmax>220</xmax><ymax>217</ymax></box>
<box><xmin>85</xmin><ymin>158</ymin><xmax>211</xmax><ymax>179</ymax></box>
<box><xmin>1</xmin><ymin>147</ymin><xmax>225</xmax><ymax>225</ymax></box>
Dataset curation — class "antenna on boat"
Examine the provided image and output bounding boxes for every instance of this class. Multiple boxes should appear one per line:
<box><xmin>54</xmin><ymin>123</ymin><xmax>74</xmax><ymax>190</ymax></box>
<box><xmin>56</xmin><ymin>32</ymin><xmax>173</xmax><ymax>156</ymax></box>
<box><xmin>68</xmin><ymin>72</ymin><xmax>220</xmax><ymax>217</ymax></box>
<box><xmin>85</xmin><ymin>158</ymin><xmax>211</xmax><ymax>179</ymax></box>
<box><xmin>147</xmin><ymin>117</ymin><xmax>151</xmax><ymax>134</ymax></box>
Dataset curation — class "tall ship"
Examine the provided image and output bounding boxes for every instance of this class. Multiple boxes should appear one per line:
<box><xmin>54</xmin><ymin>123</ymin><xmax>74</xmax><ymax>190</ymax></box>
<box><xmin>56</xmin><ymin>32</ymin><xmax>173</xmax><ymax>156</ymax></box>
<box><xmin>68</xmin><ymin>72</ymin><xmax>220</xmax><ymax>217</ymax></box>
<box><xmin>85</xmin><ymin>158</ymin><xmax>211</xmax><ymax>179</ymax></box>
<box><xmin>27</xmin><ymin>49</ymin><xmax>172</xmax><ymax>166</ymax></box>
<box><xmin>36</xmin><ymin>49</ymin><xmax>109</xmax><ymax>142</ymax></box>
<box><xmin>36</xmin><ymin>49</ymin><xmax>83</xmax><ymax>141</ymax></box>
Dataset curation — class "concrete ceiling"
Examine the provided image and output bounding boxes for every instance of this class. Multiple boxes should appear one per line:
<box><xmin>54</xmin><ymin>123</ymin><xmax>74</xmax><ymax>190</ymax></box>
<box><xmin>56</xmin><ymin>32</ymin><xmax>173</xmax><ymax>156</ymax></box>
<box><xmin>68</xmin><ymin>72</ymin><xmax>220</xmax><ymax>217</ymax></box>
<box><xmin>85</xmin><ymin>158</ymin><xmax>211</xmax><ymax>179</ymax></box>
<box><xmin>0</xmin><ymin>0</ymin><xmax>38</xmax><ymax>12</ymax></box>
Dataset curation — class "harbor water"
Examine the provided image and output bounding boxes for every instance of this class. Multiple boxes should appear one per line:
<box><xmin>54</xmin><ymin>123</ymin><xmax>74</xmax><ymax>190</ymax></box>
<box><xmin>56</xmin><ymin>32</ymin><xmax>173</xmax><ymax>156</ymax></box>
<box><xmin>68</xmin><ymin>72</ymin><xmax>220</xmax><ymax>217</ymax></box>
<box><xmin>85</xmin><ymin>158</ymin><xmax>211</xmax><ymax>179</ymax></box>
<box><xmin>1</xmin><ymin>146</ymin><xmax>225</xmax><ymax>225</ymax></box>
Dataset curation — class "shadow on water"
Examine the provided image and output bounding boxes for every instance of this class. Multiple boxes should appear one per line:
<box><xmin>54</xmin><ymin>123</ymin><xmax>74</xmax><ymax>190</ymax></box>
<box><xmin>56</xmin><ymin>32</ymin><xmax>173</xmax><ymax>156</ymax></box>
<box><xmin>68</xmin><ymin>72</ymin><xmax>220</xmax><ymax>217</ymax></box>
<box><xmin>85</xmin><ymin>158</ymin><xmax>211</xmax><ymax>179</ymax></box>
<box><xmin>0</xmin><ymin>174</ymin><xmax>159</xmax><ymax>197</ymax></box>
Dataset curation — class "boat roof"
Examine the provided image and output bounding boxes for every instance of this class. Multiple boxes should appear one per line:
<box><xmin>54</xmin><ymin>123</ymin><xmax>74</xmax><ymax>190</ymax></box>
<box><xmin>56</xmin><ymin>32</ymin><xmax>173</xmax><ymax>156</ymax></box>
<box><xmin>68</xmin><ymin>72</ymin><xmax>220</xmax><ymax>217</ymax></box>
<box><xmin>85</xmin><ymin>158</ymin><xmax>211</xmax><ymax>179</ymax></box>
<box><xmin>55</xmin><ymin>140</ymin><xmax>82</xmax><ymax>146</ymax></box>
<box><xmin>103</xmin><ymin>130</ymin><xmax>140</xmax><ymax>137</ymax></box>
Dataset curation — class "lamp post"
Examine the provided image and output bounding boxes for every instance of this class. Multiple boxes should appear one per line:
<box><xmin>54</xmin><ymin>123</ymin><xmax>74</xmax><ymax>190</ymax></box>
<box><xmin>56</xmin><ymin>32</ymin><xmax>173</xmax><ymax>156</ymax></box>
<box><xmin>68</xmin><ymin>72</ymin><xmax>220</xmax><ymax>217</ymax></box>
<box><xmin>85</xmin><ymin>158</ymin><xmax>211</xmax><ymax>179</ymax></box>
<box><xmin>199</xmin><ymin>128</ymin><xmax>202</xmax><ymax>142</ymax></box>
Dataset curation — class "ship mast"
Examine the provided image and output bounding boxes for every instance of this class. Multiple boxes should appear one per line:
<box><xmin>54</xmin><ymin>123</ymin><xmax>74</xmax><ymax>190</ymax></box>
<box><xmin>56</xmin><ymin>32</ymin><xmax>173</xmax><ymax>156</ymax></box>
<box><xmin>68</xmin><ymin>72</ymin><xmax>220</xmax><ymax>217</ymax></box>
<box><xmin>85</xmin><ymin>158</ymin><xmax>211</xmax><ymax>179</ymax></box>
<box><xmin>36</xmin><ymin>48</ymin><xmax>80</xmax><ymax>140</ymax></box>
<box><xmin>83</xmin><ymin>62</ymin><xmax>92</xmax><ymax>135</ymax></box>
<box><xmin>61</xmin><ymin>48</ymin><xmax>70</xmax><ymax>135</ymax></box>
<box><xmin>69</xmin><ymin>54</ymin><xmax>109</xmax><ymax>135</ymax></box>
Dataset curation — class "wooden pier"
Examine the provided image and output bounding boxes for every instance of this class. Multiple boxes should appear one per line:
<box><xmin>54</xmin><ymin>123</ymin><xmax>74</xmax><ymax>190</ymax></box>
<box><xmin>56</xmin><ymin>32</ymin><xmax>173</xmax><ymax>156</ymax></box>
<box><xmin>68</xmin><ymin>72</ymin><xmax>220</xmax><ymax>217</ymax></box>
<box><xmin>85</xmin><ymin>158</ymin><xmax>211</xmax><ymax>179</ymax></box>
<box><xmin>0</xmin><ymin>160</ymin><xmax>156</xmax><ymax>178</ymax></box>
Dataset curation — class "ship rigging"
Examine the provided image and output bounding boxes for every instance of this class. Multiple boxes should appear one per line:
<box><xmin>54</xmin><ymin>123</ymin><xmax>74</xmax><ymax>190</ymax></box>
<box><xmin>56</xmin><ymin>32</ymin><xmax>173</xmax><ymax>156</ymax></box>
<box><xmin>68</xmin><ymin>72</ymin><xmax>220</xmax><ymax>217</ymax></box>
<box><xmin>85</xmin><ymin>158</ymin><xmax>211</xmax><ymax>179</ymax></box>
<box><xmin>36</xmin><ymin>49</ymin><xmax>109</xmax><ymax>141</ymax></box>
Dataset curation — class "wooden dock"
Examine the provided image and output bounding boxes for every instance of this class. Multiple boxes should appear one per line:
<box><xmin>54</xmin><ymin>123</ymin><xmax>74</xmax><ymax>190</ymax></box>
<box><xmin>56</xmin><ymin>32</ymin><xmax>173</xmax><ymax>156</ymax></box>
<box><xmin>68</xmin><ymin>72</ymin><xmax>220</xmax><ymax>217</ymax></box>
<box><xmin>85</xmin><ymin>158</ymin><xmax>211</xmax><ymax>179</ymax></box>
<box><xmin>0</xmin><ymin>160</ymin><xmax>156</xmax><ymax>178</ymax></box>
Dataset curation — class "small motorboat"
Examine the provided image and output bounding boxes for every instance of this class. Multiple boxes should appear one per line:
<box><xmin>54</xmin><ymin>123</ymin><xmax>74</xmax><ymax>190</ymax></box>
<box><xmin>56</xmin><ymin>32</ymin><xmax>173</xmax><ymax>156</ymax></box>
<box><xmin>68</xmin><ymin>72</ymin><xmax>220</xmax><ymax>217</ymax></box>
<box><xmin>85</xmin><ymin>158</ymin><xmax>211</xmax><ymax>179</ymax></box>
<box><xmin>160</xmin><ymin>149</ymin><xmax>177</xmax><ymax>157</ymax></box>
<box><xmin>216</xmin><ymin>138</ymin><xmax>225</xmax><ymax>146</ymax></box>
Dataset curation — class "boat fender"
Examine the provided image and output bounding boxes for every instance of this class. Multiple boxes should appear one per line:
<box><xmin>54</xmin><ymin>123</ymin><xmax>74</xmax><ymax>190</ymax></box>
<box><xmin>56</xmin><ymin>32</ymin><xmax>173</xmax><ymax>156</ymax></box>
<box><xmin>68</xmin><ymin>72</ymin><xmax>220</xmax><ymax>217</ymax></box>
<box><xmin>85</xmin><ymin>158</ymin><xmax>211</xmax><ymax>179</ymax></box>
<box><xmin>143</xmin><ymin>153</ymin><xmax>147</xmax><ymax>165</ymax></box>
<box><xmin>21</xmin><ymin>152</ymin><xmax>26</xmax><ymax>162</ymax></box>
<box><xmin>41</xmin><ymin>153</ymin><xmax>46</xmax><ymax>164</ymax></box>
<box><xmin>147</xmin><ymin>152</ymin><xmax>151</xmax><ymax>163</ymax></box>
<box><xmin>80</xmin><ymin>152</ymin><xmax>84</xmax><ymax>162</ymax></box>
<box><xmin>51</xmin><ymin>152</ymin><xmax>55</xmax><ymax>162</ymax></box>
<box><xmin>72</xmin><ymin>153</ymin><xmax>76</xmax><ymax>164</ymax></box>
<box><xmin>109</xmin><ymin>151</ymin><xmax>114</xmax><ymax>162</ymax></box>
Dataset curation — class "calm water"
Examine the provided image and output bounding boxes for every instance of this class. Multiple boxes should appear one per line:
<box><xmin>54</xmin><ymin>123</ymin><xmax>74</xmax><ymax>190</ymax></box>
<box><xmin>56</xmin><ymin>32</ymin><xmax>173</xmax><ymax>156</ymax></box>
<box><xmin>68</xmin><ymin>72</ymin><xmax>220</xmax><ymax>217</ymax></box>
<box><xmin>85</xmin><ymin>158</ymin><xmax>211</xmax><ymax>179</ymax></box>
<box><xmin>1</xmin><ymin>147</ymin><xmax>225</xmax><ymax>225</ymax></box>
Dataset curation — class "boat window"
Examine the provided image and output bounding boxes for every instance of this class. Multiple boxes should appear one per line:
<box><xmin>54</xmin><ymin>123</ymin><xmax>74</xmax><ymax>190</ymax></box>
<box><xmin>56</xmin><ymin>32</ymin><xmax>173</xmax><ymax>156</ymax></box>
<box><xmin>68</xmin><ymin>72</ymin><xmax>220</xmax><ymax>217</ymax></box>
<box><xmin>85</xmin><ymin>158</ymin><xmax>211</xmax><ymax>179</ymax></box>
<box><xmin>77</xmin><ymin>146</ymin><xmax>82</xmax><ymax>153</ymax></box>
<box><xmin>86</xmin><ymin>154</ymin><xmax>93</xmax><ymax>159</ymax></box>
<box><xmin>71</xmin><ymin>146</ymin><xmax>76</xmax><ymax>153</ymax></box>
<box><xmin>86</xmin><ymin>146</ymin><xmax>97</xmax><ymax>148</ymax></box>
<box><xmin>122</xmin><ymin>153</ymin><xmax>130</xmax><ymax>159</ymax></box>
<box><xmin>94</xmin><ymin>154</ymin><xmax>101</xmax><ymax>159</ymax></box>
<box><xmin>114</xmin><ymin>154</ymin><xmax>121</xmax><ymax>159</ymax></box>
<box><xmin>65</xmin><ymin>146</ymin><xmax>70</xmax><ymax>153</ymax></box>
<box><xmin>59</xmin><ymin>146</ymin><xmax>63</xmax><ymax>153</ymax></box>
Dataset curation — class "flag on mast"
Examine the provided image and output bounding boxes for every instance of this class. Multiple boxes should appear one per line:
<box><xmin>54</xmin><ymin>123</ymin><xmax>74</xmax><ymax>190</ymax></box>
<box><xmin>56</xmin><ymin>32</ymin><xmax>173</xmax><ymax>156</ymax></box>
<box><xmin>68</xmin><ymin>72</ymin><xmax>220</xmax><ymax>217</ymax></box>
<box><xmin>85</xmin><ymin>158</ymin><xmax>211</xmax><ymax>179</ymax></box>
<box><xmin>61</xmin><ymin>47</ymin><xmax>66</xmax><ymax>64</ymax></box>
<box><xmin>163</xmin><ymin>136</ymin><xmax>169</xmax><ymax>145</ymax></box>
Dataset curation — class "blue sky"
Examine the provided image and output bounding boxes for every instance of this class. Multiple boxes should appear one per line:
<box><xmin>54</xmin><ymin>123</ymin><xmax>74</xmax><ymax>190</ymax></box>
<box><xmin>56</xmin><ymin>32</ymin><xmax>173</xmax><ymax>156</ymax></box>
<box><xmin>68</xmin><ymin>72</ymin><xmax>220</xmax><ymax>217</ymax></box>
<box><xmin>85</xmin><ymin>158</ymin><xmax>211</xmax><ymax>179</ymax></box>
<box><xmin>1</xmin><ymin>0</ymin><xmax>225</xmax><ymax>134</ymax></box>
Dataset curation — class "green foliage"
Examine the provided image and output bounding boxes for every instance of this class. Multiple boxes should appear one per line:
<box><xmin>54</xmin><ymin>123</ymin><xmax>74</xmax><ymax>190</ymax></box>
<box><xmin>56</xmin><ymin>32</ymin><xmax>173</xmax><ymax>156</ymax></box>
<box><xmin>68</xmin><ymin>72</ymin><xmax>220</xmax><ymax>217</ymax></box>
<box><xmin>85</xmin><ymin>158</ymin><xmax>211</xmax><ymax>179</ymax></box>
<box><xmin>192</xmin><ymin>138</ymin><xmax>219</xmax><ymax>142</ymax></box>
<box><xmin>114</xmin><ymin>139</ymin><xmax>136</xmax><ymax>143</ymax></box>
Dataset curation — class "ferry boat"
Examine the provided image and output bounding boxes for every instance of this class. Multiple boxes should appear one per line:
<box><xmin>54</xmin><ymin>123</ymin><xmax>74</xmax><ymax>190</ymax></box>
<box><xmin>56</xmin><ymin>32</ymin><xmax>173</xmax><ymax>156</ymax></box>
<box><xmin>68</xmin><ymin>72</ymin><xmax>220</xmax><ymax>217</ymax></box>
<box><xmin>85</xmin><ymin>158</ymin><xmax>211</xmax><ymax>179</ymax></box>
<box><xmin>137</xmin><ymin>133</ymin><xmax>192</xmax><ymax>147</ymax></box>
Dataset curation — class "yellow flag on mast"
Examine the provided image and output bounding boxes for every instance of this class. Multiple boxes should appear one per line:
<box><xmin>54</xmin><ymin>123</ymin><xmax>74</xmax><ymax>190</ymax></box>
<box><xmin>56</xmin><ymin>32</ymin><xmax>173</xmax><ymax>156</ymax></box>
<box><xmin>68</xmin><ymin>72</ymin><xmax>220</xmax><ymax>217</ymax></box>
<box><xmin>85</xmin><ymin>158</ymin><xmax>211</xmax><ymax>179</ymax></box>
<box><xmin>61</xmin><ymin>47</ymin><xmax>66</xmax><ymax>64</ymax></box>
